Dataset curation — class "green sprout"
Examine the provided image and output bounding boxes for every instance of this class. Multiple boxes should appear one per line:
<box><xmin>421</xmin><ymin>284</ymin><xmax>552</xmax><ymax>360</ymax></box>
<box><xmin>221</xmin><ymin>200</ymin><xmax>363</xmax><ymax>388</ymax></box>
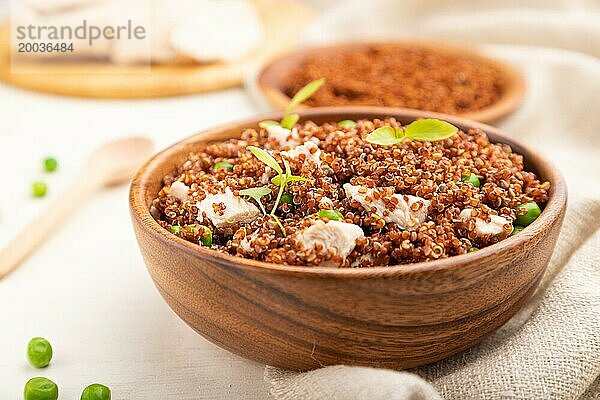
<box><xmin>258</xmin><ymin>78</ymin><xmax>325</xmax><ymax>130</ymax></box>
<box><xmin>366</xmin><ymin>119</ymin><xmax>459</xmax><ymax>146</ymax></box>
<box><xmin>244</xmin><ymin>146</ymin><xmax>311</xmax><ymax>235</ymax></box>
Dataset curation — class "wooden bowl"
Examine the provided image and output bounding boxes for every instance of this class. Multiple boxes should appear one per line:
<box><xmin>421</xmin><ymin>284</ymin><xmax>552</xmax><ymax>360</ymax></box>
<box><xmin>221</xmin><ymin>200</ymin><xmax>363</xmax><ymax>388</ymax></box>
<box><xmin>257</xmin><ymin>42</ymin><xmax>526</xmax><ymax>124</ymax></box>
<box><xmin>129</xmin><ymin>107</ymin><xmax>566</xmax><ymax>371</ymax></box>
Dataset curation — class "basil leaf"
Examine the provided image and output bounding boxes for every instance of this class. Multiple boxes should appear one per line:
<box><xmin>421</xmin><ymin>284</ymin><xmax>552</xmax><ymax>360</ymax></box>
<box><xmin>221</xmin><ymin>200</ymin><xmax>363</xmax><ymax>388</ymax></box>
<box><xmin>286</xmin><ymin>78</ymin><xmax>325</xmax><ymax>114</ymax></box>
<box><xmin>258</xmin><ymin>120</ymin><xmax>280</xmax><ymax>128</ymax></box>
<box><xmin>247</xmin><ymin>146</ymin><xmax>283</xmax><ymax>175</ymax></box>
<box><xmin>317</xmin><ymin>209</ymin><xmax>344</xmax><ymax>221</ymax></box>
<box><xmin>404</xmin><ymin>119</ymin><xmax>458</xmax><ymax>141</ymax></box>
<box><xmin>365</xmin><ymin>126</ymin><xmax>403</xmax><ymax>146</ymax></box>
<box><xmin>280</xmin><ymin>113</ymin><xmax>300</xmax><ymax>130</ymax></box>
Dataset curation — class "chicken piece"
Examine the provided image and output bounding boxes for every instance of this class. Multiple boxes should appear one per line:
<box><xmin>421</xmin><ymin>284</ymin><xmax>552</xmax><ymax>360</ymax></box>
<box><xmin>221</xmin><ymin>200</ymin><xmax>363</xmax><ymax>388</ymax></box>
<box><xmin>460</xmin><ymin>209</ymin><xmax>512</xmax><ymax>240</ymax></box>
<box><xmin>265</xmin><ymin>125</ymin><xmax>299</xmax><ymax>148</ymax></box>
<box><xmin>343</xmin><ymin>184</ymin><xmax>429</xmax><ymax>230</ymax></box>
<box><xmin>169</xmin><ymin>181</ymin><xmax>190</xmax><ymax>202</ymax></box>
<box><xmin>297</xmin><ymin>220</ymin><xmax>364</xmax><ymax>262</ymax></box>
<box><xmin>170</xmin><ymin>0</ymin><xmax>262</xmax><ymax>63</ymax></box>
<box><xmin>196</xmin><ymin>187</ymin><xmax>260</xmax><ymax>228</ymax></box>
<box><xmin>283</xmin><ymin>140</ymin><xmax>322</xmax><ymax>166</ymax></box>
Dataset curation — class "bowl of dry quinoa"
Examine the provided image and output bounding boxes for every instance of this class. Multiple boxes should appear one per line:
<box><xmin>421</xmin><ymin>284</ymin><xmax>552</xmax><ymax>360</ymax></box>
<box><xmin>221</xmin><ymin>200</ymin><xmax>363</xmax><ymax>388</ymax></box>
<box><xmin>129</xmin><ymin>107</ymin><xmax>566</xmax><ymax>371</ymax></box>
<box><xmin>257</xmin><ymin>42</ymin><xmax>525</xmax><ymax>123</ymax></box>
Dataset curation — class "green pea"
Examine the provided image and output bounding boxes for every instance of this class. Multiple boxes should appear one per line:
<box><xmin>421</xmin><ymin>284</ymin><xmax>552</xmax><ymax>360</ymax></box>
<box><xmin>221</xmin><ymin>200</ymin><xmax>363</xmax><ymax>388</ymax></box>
<box><xmin>170</xmin><ymin>225</ymin><xmax>182</xmax><ymax>234</ymax></box>
<box><xmin>281</xmin><ymin>193</ymin><xmax>294</xmax><ymax>204</ymax></box>
<box><xmin>317</xmin><ymin>209</ymin><xmax>344</xmax><ymax>221</ymax></box>
<box><xmin>338</xmin><ymin>120</ymin><xmax>357</xmax><ymax>128</ymax></box>
<box><xmin>213</xmin><ymin>161</ymin><xmax>233</xmax><ymax>172</ymax></box>
<box><xmin>32</xmin><ymin>182</ymin><xmax>47</xmax><ymax>198</ymax></box>
<box><xmin>511</xmin><ymin>225</ymin><xmax>525</xmax><ymax>236</ymax></box>
<box><xmin>81</xmin><ymin>383</ymin><xmax>111</xmax><ymax>400</ymax></box>
<box><xmin>461</xmin><ymin>173</ymin><xmax>480</xmax><ymax>187</ymax></box>
<box><xmin>515</xmin><ymin>202</ymin><xmax>541</xmax><ymax>226</ymax></box>
<box><xmin>24</xmin><ymin>377</ymin><xmax>58</xmax><ymax>400</ymax></box>
<box><xmin>468</xmin><ymin>247</ymin><xmax>479</xmax><ymax>252</ymax></box>
<box><xmin>27</xmin><ymin>337</ymin><xmax>53</xmax><ymax>368</ymax></box>
<box><xmin>200</xmin><ymin>226</ymin><xmax>213</xmax><ymax>247</ymax></box>
<box><xmin>43</xmin><ymin>157</ymin><xmax>58</xmax><ymax>172</ymax></box>
<box><xmin>187</xmin><ymin>224</ymin><xmax>213</xmax><ymax>246</ymax></box>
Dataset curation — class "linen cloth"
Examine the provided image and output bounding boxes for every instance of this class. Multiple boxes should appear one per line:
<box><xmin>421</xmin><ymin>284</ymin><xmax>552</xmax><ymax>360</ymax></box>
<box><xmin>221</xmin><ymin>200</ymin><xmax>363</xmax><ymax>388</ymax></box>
<box><xmin>265</xmin><ymin>1</ymin><xmax>600</xmax><ymax>399</ymax></box>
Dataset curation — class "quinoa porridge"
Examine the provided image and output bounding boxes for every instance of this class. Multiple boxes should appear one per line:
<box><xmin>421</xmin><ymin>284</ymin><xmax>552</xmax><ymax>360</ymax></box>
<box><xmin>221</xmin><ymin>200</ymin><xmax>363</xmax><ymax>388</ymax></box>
<box><xmin>150</xmin><ymin>117</ymin><xmax>549</xmax><ymax>268</ymax></box>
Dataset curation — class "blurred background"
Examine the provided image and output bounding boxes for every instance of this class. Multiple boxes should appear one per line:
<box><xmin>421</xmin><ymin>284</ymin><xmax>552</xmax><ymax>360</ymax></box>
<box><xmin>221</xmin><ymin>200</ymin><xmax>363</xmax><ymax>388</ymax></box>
<box><xmin>0</xmin><ymin>0</ymin><xmax>598</xmax><ymax>399</ymax></box>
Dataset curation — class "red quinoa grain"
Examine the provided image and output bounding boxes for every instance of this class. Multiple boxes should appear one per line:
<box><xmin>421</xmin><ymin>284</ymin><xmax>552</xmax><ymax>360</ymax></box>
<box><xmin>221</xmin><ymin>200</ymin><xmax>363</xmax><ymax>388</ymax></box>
<box><xmin>152</xmin><ymin>118</ymin><xmax>549</xmax><ymax>268</ymax></box>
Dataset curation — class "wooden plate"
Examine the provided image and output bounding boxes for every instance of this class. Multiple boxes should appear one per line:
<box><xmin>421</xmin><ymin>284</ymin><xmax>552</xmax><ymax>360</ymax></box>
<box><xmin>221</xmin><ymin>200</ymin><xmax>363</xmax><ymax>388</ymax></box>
<box><xmin>0</xmin><ymin>0</ymin><xmax>313</xmax><ymax>98</ymax></box>
<box><xmin>257</xmin><ymin>42</ymin><xmax>526</xmax><ymax>123</ymax></box>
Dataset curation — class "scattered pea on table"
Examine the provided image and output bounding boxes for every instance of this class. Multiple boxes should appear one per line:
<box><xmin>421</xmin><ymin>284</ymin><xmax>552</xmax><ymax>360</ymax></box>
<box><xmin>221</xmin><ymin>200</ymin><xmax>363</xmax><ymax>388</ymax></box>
<box><xmin>27</xmin><ymin>337</ymin><xmax>53</xmax><ymax>368</ymax></box>
<box><xmin>32</xmin><ymin>182</ymin><xmax>47</xmax><ymax>198</ymax></box>
<box><xmin>81</xmin><ymin>383</ymin><xmax>111</xmax><ymax>400</ymax></box>
<box><xmin>515</xmin><ymin>202</ymin><xmax>541</xmax><ymax>226</ymax></box>
<box><xmin>468</xmin><ymin>247</ymin><xmax>479</xmax><ymax>252</ymax></box>
<box><xmin>43</xmin><ymin>157</ymin><xmax>58</xmax><ymax>172</ymax></box>
<box><xmin>24</xmin><ymin>377</ymin><xmax>58</xmax><ymax>400</ymax></box>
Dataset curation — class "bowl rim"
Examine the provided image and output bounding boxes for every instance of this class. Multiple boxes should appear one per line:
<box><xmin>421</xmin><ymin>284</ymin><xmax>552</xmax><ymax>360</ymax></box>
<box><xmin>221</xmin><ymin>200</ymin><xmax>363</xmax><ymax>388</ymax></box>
<box><xmin>130</xmin><ymin>106</ymin><xmax>567</xmax><ymax>278</ymax></box>
<box><xmin>256</xmin><ymin>40</ymin><xmax>526</xmax><ymax>124</ymax></box>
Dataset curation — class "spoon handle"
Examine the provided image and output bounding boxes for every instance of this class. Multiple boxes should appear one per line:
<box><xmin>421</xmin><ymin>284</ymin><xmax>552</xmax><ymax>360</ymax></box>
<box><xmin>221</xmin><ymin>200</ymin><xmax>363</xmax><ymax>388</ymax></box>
<box><xmin>0</xmin><ymin>176</ymin><xmax>101</xmax><ymax>279</ymax></box>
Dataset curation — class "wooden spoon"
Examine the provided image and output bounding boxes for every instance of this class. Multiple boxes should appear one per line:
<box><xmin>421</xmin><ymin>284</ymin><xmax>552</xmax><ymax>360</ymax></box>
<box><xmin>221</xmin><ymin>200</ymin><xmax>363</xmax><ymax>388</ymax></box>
<box><xmin>0</xmin><ymin>137</ymin><xmax>154</xmax><ymax>279</ymax></box>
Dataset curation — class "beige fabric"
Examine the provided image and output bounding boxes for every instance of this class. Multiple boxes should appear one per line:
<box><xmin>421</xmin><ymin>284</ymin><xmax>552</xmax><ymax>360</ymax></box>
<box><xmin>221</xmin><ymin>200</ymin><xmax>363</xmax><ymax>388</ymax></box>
<box><xmin>265</xmin><ymin>0</ymin><xmax>600</xmax><ymax>398</ymax></box>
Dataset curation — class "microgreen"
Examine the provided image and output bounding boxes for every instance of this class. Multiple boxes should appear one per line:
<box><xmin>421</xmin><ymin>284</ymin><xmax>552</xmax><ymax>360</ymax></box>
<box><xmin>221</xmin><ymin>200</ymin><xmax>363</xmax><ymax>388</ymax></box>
<box><xmin>239</xmin><ymin>187</ymin><xmax>272</xmax><ymax>214</ymax></box>
<box><xmin>403</xmin><ymin>119</ymin><xmax>458</xmax><ymax>141</ymax></box>
<box><xmin>245</xmin><ymin>148</ymin><xmax>311</xmax><ymax>236</ymax></box>
<box><xmin>365</xmin><ymin>126</ymin><xmax>402</xmax><ymax>146</ymax></box>
<box><xmin>366</xmin><ymin>119</ymin><xmax>459</xmax><ymax>146</ymax></box>
<box><xmin>271</xmin><ymin>174</ymin><xmax>310</xmax><ymax>186</ymax></box>
<box><xmin>246</xmin><ymin>146</ymin><xmax>283</xmax><ymax>175</ymax></box>
<box><xmin>317</xmin><ymin>210</ymin><xmax>344</xmax><ymax>221</ymax></box>
<box><xmin>286</xmin><ymin>78</ymin><xmax>325</xmax><ymax>114</ymax></box>
<box><xmin>280</xmin><ymin>113</ymin><xmax>300</xmax><ymax>130</ymax></box>
<box><xmin>258</xmin><ymin>78</ymin><xmax>325</xmax><ymax>130</ymax></box>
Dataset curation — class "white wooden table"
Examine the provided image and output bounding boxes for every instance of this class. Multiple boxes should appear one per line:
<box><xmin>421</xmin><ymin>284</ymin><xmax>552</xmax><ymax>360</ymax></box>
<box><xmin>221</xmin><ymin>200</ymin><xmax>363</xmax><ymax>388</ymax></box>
<box><xmin>0</xmin><ymin>83</ymin><xmax>271</xmax><ymax>399</ymax></box>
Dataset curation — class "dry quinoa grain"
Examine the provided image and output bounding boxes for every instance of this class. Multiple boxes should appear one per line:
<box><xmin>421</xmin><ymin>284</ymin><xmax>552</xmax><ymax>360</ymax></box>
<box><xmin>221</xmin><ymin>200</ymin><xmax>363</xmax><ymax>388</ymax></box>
<box><xmin>284</xmin><ymin>45</ymin><xmax>506</xmax><ymax>114</ymax></box>
<box><xmin>152</xmin><ymin>118</ymin><xmax>549</xmax><ymax>268</ymax></box>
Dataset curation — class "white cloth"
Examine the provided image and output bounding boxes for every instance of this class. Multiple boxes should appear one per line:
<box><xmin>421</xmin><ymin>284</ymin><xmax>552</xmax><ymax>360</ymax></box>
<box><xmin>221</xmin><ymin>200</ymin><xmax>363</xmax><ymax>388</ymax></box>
<box><xmin>264</xmin><ymin>1</ymin><xmax>600</xmax><ymax>399</ymax></box>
